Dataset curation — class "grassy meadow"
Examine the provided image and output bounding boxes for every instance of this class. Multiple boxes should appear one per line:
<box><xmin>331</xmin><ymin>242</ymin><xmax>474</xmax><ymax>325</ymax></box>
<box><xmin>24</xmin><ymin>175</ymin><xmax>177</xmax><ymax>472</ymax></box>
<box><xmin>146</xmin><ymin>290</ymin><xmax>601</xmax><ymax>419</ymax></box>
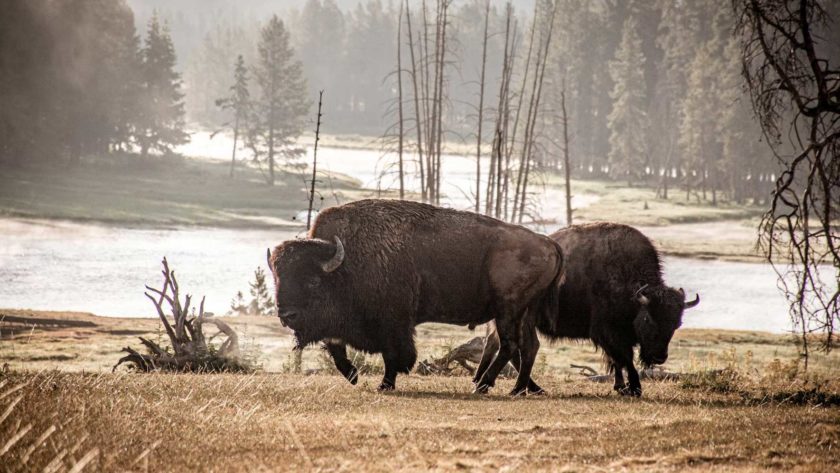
<box><xmin>1</xmin><ymin>310</ymin><xmax>838</xmax><ymax>472</ymax></box>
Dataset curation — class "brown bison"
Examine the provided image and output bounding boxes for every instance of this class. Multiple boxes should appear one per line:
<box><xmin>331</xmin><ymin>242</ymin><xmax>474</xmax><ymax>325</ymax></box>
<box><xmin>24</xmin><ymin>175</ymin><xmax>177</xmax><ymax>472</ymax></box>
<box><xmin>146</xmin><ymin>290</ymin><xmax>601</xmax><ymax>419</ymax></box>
<box><xmin>267</xmin><ymin>199</ymin><xmax>564</xmax><ymax>394</ymax></box>
<box><xmin>476</xmin><ymin>222</ymin><xmax>699</xmax><ymax>396</ymax></box>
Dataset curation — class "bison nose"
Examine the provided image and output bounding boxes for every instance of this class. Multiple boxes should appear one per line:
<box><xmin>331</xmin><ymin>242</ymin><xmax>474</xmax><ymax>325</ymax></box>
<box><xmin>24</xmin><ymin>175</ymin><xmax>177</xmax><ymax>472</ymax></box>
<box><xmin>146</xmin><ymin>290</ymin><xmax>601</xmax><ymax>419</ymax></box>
<box><xmin>279</xmin><ymin>310</ymin><xmax>298</xmax><ymax>324</ymax></box>
<box><xmin>651</xmin><ymin>355</ymin><xmax>667</xmax><ymax>365</ymax></box>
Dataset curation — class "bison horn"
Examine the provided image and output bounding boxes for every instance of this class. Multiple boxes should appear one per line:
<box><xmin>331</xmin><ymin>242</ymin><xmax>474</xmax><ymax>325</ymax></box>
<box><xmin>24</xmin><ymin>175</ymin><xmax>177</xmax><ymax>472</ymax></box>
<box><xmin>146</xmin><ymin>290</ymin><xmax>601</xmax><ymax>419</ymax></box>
<box><xmin>266</xmin><ymin>248</ymin><xmax>272</xmax><ymax>270</ymax></box>
<box><xmin>322</xmin><ymin>236</ymin><xmax>345</xmax><ymax>273</ymax></box>
<box><xmin>684</xmin><ymin>293</ymin><xmax>700</xmax><ymax>309</ymax></box>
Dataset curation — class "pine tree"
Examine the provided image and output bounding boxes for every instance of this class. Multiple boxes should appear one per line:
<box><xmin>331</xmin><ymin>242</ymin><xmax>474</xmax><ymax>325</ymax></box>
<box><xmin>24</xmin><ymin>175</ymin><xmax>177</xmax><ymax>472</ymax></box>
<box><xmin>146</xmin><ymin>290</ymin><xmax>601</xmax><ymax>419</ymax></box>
<box><xmin>678</xmin><ymin>43</ymin><xmax>722</xmax><ymax>203</ymax></box>
<box><xmin>251</xmin><ymin>15</ymin><xmax>310</xmax><ymax>186</ymax></box>
<box><xmin>229</xmin><ymin>291</ymin><xmax>247</xmax><ymax>316</ymax></box>
<box><xmin>137</xmin><ymin>13</ymin><xmax>188</xmax><ymax>158</ymax></box>
<box><xmin>607</xmin><ymin>16</ymin><xmax>648</xmax><ymax>185</ymax></box>
<box><xmin>216</xmin><ymin>55</ymin><xmax>250</xmax><ymax>178</ymax></box>
<box><xmin>248</xmin><ymin>267</ymin><xmax>274</xmax><ymax>316</ymax></box>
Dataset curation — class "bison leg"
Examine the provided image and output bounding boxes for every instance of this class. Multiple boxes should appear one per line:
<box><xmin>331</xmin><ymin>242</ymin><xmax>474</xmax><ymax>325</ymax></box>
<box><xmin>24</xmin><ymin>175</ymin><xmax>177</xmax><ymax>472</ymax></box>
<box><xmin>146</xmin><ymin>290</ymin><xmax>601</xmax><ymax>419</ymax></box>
<box><xmin>473</xmin><ymin>325</ymin><xmax>500</xmax><ymax>386</ymax></box>
<box><xmin>624</xmin><ymin>364</ymin><xmax>642</xmax><ymax>397</ymax></box>
<box><xmin>608</xmin><ymin>348</ymin><xmax>642</xmax><ymax>397</ymax></box>
<box><xmin>612</xmin><ymin>363</ymin><xmax>626</xmax><ymax>393</ymax></box>
<box><xmin>379</xmin><ymin>341</ymin><xmax>417</xmax><ymax>392</ymax></box>
<box><xmin>474</xmin><ymin>315</ymin><xmax>519</xmax><ymax>394</ymax></box>
<box><xmin>510</xmin><ymin>324</ymin><xmax>541</xmax><ymax>396</ymax></box>
<box><xmin>325</xmin><ymin>342</ymin><xmax>358</xmax><ymax>385</ymax></box>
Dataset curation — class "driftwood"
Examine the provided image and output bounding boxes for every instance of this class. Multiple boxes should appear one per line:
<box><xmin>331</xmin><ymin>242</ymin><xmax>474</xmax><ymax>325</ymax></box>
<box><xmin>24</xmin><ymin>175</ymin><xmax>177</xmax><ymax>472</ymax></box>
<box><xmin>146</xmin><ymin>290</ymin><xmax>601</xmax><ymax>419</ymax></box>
<box><xmin>570</xmin><ymin>364</ymin><xmax>684</xmax><ymax>383</ymax></box>
<box><xmin>416</xmin><ymin>337</ymin><xmax>516</xmax><ymax>378</ymax></box>
<box><xmin>113</xmin><ymin>257</ymin><xmax>250</xmax><ymax>373</ymax></box>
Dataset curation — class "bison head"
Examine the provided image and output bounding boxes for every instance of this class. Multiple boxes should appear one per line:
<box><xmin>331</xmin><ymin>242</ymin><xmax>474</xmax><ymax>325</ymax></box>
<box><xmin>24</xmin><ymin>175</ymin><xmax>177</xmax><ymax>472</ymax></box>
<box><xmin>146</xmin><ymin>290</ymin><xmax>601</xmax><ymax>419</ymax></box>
<box><xmin>266</xmin><ymin>236</ymin><xmax>346</xmax><ymax>348</ymax></box>
<box><xmin>633</xmin><ymin>285</ymin><xmax>699</xmax><ymax>366</ymax></box>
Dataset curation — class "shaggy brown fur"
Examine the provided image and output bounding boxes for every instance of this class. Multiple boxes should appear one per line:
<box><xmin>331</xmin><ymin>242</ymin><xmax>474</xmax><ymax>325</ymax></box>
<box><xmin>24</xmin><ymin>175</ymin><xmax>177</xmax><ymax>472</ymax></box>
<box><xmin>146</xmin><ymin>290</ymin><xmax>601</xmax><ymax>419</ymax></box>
<box><xmin>268</xmin><ymin>199</ymin><xmax>563</xmax><ymax>394</ymax></box>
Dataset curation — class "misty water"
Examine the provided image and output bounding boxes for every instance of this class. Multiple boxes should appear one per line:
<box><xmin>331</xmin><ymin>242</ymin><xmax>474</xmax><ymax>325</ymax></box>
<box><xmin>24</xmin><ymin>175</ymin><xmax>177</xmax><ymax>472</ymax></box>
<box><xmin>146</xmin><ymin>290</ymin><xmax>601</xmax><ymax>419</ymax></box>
<box><xmin>181</xmin><ymin>131</ymin><xmax>598</xmax><ymax>228</ymax></box>
<box><xmin>0</xmin><ymin>134</ymin><xmax>809</xmax><ymax>333</ymax></box>
<box><xmin>0</xmin><ymin>216</ymin><xmax>798</xmax><ymax>334</ymax></box>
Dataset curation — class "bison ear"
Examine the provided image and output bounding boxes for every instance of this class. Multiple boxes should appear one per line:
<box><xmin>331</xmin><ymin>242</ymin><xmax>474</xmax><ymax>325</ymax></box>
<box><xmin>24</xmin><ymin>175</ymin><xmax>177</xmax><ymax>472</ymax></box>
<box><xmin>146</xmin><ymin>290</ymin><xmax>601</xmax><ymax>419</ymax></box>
<box><xmin>678</xmin><ymin>287</ymin><xmax>685</xmax><ymax>297</ymax></box>
<box><xmin>321</xmin><ymin>236</ymin><xmax>345</xmax><ymax>273</ymax></box>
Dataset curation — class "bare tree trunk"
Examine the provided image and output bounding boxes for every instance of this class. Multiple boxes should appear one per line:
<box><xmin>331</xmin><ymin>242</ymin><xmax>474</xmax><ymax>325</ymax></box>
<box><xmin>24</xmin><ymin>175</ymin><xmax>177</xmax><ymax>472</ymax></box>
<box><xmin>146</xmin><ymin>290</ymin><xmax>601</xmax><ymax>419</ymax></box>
<box><xmin>230</xmin><ymin>115</ymin><xmax>239</xmax><ymax>178</ymax></box>
<box><xmin>487</xmin><ymin>5</ymin><xmax>513</xmax><ymax>217</ymax></box>
<box><xmin>516</xmin><ymin>1</ymin><xmax>556</xmax><ymax>224</ymax></box>
<box><xmin>307</xmin><ymin>91</ymin><xmax>324</xmax><ymax>230</ymax></box>
<box><xmin>405</xmin><ymin>2</ymin><xmax>425</xmax><ymax>202</ymax></box>
<box><xmin>433</xmin><ymin>0</ymin><xmax>449</xmax><ymax>206</ymax></box>
<box><xmin>561</xmin><ymin>87</ymin><xmax>572</xmax><ymax>226</ymax></box>
<box><xmin>397</xmin><ymin>3</ymin><xmax>405</xmax><ymax>200</ymax></box>
<box><xmin>474</xmin><ymin>0</ymin><xmax>490</xmax><ymax>213</ymax></box>
<box><xmin>268</xmin><ymin>127</ymin><xmax>275</xmax><ymax>186</ymax></box>
<box><xmin>510</xmin><ymin>12</ymin><xmax>538</xmax><ymax>222</ymax></box>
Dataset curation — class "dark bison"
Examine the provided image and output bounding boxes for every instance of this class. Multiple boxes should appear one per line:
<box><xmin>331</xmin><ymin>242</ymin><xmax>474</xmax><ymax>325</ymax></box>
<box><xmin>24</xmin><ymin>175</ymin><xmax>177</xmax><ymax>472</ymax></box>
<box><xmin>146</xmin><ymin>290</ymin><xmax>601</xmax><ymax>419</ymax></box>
<box><xmin>476</xmin><ymin>222</ymin><xmax>699</xmax><ymax>396</ymax></box>
<box><xmin>267</xmin><ymin>199</ymin><xmax>564</xmax><ymax>394</ymax></box>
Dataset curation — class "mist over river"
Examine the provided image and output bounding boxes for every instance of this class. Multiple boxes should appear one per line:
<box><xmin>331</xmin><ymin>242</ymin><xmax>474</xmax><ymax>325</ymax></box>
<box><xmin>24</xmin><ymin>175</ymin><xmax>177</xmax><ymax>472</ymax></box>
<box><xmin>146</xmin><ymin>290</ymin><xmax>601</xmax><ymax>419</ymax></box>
<box><xmin>0</xmin><ymin>217</ymin><xmax>798</xmax><ymax>333</ymax></box>
<box><xmin>0</xmin><ymin>134</ymin><xmax>820</xmax><ymax>333</ymax></box>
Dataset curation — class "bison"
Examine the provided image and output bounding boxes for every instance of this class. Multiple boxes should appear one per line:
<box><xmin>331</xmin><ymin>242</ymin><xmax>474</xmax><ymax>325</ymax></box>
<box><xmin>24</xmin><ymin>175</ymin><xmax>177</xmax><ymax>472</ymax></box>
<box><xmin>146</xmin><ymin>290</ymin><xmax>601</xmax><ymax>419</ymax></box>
<box><xmin>267</xmin><ymin>199</ymin><xmax>564</xmax><ymax>394</ymax></box>
<box><xmin>476</xmin><ymin>222</ymin><xmax>699</xmax><ymax>397</ymax></box>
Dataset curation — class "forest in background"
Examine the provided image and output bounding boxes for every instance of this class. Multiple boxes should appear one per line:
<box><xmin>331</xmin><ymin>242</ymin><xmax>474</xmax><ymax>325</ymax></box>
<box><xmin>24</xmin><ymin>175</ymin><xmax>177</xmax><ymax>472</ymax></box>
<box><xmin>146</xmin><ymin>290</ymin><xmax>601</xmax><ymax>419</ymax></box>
<box><xmin>5</xmin><ymin>0</ymin><xmax>839</xmax><ymax>206</ymax></box>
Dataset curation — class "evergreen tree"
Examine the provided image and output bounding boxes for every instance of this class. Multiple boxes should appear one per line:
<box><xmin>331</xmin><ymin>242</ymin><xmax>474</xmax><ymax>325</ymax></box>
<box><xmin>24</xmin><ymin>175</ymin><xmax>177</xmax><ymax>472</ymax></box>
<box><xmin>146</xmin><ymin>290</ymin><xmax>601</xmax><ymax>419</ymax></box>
<box><xmin>216</xmin><ymin>54</ymin><xmax>250</xmax><ymax>178</ymax></box>
<box><xmin>137</xmin><ymin>13</ymin><xmax>188</xmax><ymax>157</ymax></box>
<box><xmin>229</xmin><ymin>290</ymin><xmax>247</xmax><ymax>316</ymax></box>
<box><xmin>678</xmin><ymin>43</ymin><xmax>721</xmax><ymax>202</ymax></box>
<box><xmin>294</xmin><ymin>0</ymin><xmax>346</xmax><ymax>123</ymax></box>
<box><xmin>251</xmin><ymin>15</ymin><xmax>309</xmax><ymax>186</ymax></box>
<box><xmin>607</xmin><ymin>16</ymin><xmax>648</xmax><ymax>185</ymax></box>
<box><xmin>248</xmin><ymin>267</ymin><xmax>274</xmax><ymax>316</ymax></box>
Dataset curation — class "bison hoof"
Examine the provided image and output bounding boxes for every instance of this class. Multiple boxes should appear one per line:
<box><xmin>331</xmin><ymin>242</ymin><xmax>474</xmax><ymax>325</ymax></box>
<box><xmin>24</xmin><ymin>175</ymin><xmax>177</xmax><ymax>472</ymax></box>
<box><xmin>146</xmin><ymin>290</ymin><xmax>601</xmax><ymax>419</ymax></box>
<box><xmin>617</xmin><ymin>385</ymin><xmax>642</xmax><ymax>397</ymax></box>
<box><xmin>473</xmin><ymin>383</ymin><xmax>491</xmax><ymax>395</ymax></box>
<box><xmin>509</xmin><ymin>387</ymin><xmax>528</xmax><ymax>397</ymax></box>
<box><xmin>528</xmin><ymin>387</ymin><xmax>546</xmax><ymax>396</ymax></box>
<box><xmin>345</xmin><ymin>367</ymin><xmax>359</xmax><ymax>385</ymax></box>
<box><xmin>378</xmin><ymin>382</ymin><xmax>395</xmax><ymax>392</ymax></box>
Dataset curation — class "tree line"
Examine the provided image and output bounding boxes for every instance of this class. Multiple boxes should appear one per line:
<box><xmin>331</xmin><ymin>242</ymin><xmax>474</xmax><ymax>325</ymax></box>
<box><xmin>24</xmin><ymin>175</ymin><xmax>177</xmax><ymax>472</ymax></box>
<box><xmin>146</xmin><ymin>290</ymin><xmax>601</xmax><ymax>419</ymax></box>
<box><xmin>0</xmin><ymin>0</ymin><xmax>187</xmax><ymax>166</ymax></box>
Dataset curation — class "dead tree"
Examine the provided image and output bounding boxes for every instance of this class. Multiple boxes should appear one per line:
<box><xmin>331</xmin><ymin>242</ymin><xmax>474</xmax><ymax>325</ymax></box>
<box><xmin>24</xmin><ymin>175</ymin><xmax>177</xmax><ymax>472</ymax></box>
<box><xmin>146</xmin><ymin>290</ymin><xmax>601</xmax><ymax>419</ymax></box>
<box><xmin>396</xmin><ymin>4</ymin><xmax>405</xmax><ymax>200</ymax></box>
<box><xmin>113</xmin><ymin>258</ymin><xmax>251</xmax><ymax>373</ymax></box>
<box><xmin>405</xmin><ymin>2</ymin><xmax>426</xmax><ymax>201</ymax></box>
<box><xmin>735</xmin><ymin>0</ymin><xmax>840</xmax><ymax>365</ymax></box>
<box><xmin>307</xmin><ymin>91</ymin><xmax>324</xmax><ymax>229</ymax></box>
<box><xmin>474</xmin><ymin>0</ymin><xmax>491</xmax><ymax>213</ymax></box>
<box><xmin>416</xmin><ymin>336</ymin><xmax>516</xmax><ymax>378</ymax></box>
<box><xmin>561</xmin><ymin>86</ymin><xmax>573</xmax><ymax>226</ymax></box>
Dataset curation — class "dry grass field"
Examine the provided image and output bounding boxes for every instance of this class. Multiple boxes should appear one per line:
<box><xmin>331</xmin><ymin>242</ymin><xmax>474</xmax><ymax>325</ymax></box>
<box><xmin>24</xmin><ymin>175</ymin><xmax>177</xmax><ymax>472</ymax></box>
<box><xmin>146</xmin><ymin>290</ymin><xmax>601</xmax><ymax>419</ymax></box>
<box><xmin>1</xmin><ymin>310</ymin><xmax>839</xmax><ymax>472</ymax></box>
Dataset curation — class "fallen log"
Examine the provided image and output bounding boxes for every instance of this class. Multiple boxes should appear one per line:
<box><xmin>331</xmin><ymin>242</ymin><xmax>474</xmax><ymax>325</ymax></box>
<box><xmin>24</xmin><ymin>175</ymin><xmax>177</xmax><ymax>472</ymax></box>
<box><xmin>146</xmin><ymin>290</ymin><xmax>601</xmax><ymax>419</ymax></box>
<box><xmin>570</xmin><ymin>364</ymin><xmax>685</xmax><ymax>382</ymax></box>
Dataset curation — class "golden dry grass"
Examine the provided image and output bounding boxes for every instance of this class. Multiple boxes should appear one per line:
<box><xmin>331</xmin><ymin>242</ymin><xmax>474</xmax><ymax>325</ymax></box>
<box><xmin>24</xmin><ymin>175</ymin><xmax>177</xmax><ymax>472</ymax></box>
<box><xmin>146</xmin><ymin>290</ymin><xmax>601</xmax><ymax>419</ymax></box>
<box><xmin>1</xmin><ymin>310</ymin><xmax>839</xmax><ymax>471</ymax></box>
<box><xmin>0</xmin><ymin>371</ymin><xmax>837</xmax><ymax>472</ymax></box>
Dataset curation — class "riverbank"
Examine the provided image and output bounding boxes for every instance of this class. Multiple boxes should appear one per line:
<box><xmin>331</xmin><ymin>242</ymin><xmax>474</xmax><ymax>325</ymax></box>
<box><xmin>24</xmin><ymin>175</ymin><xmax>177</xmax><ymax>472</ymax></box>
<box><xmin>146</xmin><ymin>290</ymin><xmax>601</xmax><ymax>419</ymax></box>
<box><xmin>0</xmin><ymin>154</ymin><xmax>366</xmax><ymax>229</ymax></box>
<box><xmin>0</xmin><ymin>151</ymin><xmax>767</xmax><ymax>261</ymax></box>
<box><xmin>2</xmin><ymin>309</ymin><xmax>837</xmax><ymax>377</ymax></box>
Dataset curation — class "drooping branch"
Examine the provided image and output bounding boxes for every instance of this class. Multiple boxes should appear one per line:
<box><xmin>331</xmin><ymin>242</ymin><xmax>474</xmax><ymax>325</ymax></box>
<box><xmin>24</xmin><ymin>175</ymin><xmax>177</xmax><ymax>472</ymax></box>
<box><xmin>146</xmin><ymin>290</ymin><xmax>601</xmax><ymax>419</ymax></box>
<box><xmin>734</xmin><ymin>0</ymin><xmax>840</xmax><ymax>363</ymax></box>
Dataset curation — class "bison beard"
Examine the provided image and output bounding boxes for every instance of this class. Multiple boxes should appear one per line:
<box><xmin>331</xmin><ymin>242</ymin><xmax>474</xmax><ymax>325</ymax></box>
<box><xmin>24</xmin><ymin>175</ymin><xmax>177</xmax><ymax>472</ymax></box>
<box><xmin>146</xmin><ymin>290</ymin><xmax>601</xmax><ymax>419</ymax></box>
<box><xmin>477</xmin><ymin>223</ymin><xmax>699</xmax><ymax>397</ymax></box>
<box><xmin>267</xmin><ymin>199</ymin><xmax>564</xmax><ymax>394</ymax></box>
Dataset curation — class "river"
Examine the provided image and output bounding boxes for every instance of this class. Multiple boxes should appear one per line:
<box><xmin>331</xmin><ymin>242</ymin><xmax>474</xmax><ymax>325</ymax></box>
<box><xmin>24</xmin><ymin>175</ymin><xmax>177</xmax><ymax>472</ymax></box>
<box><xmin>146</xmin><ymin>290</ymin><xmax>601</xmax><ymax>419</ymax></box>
<box><xmin>0</xmin><ymin>133</ymin><xmax>811</xmax><ymax>333</ymax></box>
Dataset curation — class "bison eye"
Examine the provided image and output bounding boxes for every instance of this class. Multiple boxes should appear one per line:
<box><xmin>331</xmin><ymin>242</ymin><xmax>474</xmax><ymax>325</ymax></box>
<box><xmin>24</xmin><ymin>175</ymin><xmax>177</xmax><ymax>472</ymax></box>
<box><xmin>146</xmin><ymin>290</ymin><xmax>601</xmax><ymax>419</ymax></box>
<box><xmin>307</xmin><ymin>277</ymin><xmax>321</xmax><ymax>289</ymax></box>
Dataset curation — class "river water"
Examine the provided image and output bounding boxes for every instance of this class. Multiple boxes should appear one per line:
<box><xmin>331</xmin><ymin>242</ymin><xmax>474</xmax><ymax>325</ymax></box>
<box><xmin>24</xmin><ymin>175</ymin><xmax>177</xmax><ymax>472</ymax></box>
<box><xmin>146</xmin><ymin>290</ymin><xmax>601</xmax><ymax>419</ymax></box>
<box><xmin>0</xmin><ymin>217</ymin><xmax>799</xmax><ymax>333</ymax></box>
<box><xmin>0</xmin><ymin>133</ymin><xmax>811</xmax><ymax>333</ymax></box>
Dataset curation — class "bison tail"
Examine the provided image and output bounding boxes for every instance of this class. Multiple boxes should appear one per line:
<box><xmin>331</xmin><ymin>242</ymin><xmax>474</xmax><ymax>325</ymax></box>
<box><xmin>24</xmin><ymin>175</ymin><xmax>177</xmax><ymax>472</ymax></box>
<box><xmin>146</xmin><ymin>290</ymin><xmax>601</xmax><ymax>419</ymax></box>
<box><xmin>532</xmin><ymin>243</ymin><xmax>565</xmax><ymax>333</ymax></box>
